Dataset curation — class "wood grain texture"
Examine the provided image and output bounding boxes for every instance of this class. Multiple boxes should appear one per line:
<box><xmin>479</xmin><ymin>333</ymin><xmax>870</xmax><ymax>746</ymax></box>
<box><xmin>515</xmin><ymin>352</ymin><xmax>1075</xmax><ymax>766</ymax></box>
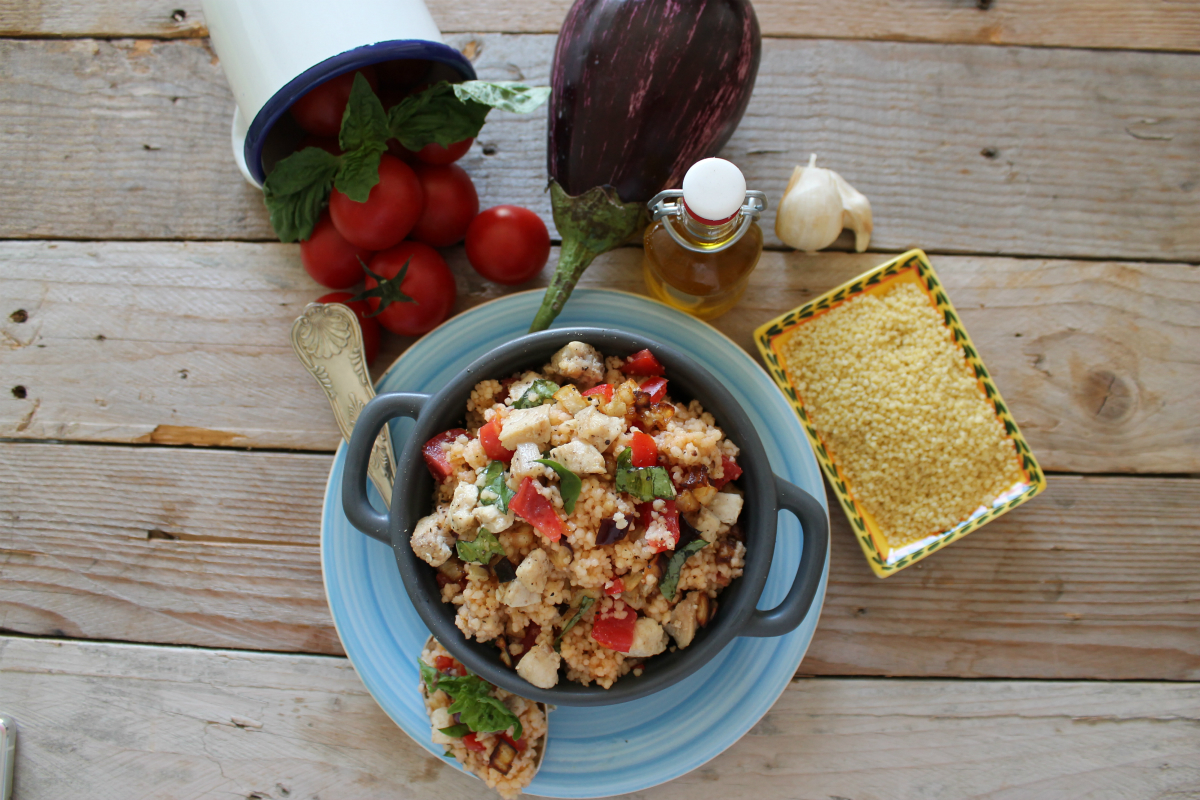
<box><xmin>3</xmin><ymin>242</ymin><xmax>1197</xmax><ymax>472</ymax></box>
<box><xmin>2</xmin><ymin>636</ymin><xmax>1198</xmax><ymax>800</ymax></box>
<box><xmin>4</xmin><ymin>0</ymin><xmax>1200</xmax><ymax>52</ymax></box>
<box><xmin>1</xmin><ymin>35</ymin><xmax>1198</xmax><ymax>261</ymax></box>
<box><xmin>4</xmin><ymin>442</ymin><xmax>1198</xmax><ymax>680</ymax></box>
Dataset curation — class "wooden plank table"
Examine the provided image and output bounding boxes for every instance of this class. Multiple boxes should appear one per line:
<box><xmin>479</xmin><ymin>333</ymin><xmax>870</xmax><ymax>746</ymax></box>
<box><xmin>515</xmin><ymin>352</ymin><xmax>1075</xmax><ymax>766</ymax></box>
<box><xmin>1</xmin><ymin>2</ymin><xmax>1197</xmax><ymax>798</ymax></box>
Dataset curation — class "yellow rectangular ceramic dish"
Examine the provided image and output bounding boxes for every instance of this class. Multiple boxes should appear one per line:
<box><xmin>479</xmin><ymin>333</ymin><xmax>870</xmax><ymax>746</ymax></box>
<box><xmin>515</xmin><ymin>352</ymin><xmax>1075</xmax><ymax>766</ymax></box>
<box><xmin>754</xmin><ymin>249</ymin><xmax>1045</xmax><ymax>577</ymax></box>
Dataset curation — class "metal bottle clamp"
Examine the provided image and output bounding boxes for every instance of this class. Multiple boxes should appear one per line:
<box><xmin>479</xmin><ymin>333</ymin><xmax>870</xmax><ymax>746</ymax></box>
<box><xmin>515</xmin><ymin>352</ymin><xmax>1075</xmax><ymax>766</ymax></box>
<box><xmin>647</xmin><ymin>190</ymin><xmax>767</xmax><ymax>254</ymax></box>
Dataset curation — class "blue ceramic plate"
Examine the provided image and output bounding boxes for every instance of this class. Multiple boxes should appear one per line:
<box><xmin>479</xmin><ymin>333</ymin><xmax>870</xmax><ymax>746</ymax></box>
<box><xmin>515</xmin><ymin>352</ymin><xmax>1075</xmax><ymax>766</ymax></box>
<box><xmin>321</xmin><ymin>288</ymin><xmax>828</xmax><ymax>798</ymax></box>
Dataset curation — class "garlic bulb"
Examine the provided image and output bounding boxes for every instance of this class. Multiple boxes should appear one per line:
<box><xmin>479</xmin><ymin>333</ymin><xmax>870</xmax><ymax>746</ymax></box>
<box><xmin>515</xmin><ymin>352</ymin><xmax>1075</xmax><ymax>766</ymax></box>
<box><xmin>775</xmin><ymin>154</ymin><xmax>873</xmax><ymax>253</ymax></box>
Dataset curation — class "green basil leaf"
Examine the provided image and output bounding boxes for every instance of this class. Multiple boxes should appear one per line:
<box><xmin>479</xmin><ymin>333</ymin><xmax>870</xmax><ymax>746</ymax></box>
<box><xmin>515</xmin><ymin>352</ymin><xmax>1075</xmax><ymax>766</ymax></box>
<box><xmin>614</xmin><ymin>447</ymin><xmax>676</xmax><ymax>502</ymax></box>
<box><xmin>388</xmin><ymin>81</ymin><xmax>489</xmax><ymax>151</ymax></box>
<box><xmin>448</xmin><ymin>693</ymin><xmax>523</xmax><ymax>740</ymax></box>
<box><xmin>261</xmin><ymin>146</ymin><xmax>341</xmax><ymax>242</ymax></box>
<box><xmin>659</xmin><ymin>539</ymin><xmax>709</xmax><ymax>601</ymax></box>
<box><xmin>535</xmin><ymin>459</ymin><xmax>582</xmax><ymax>515</ymax></box>
<box><xmin>452</xmin><ymin>81</ymin><xmax>552</xmax><ymax>114</ymax></box>
<box><xmin>456</xmin><ymin>528</ymin><xmax>506</xmax><ymax>564</ymax></box>
<box><xmin>479</xmin><ymin>461</ymin><xmax>515</xmax><ymax>513</ymax></box>
<box><xmin>339</xmin><ymin>72</ymin><xmax>391</xmax><ymax>152</ymax></box>
<box><xmin>419</xmin><ymin>658</ymin><xmax>439</xmax><ymax>693</ymax></box>
<box><xmin>439</xmin><ymin>723</ymin><xmax>471</xmax><ymax>738</ymax></box>
<box><xmin>512</xmin><ymin>379</ymin><xmax>560</xmax><ymax>409</ymax></box>
<box><xmin>332</xmin><ymin>142</ymin><xmax>386</xmax><ymax>202</ymax></box>
<box><xmin>554</xmin><ymin>594</ymin><xmax>595</xmax><ymax>652</ymax></box>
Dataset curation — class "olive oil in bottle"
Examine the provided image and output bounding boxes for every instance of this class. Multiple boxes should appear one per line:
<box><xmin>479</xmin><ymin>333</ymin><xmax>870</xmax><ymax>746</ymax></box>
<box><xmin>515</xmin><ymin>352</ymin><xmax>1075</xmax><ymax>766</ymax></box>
<box><xmin>642</xmin><ymin>158</ymin><xmax>766</xmax><ymax>320</ymax></box>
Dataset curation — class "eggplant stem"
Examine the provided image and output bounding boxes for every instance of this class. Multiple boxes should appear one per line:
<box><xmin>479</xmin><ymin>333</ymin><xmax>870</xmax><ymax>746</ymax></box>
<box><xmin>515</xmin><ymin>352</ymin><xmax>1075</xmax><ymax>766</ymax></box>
<box><xmin>530</xmin><ymin>236</ymin><xmax>598</xmax><ymax>331</ymax></box>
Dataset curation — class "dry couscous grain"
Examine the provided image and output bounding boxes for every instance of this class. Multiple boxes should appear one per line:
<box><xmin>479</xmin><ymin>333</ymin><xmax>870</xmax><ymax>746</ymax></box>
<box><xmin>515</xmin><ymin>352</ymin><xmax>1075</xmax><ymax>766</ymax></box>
<box><xmin>781</xmin><ymin>282</ymin><xmax>1022</xmax><ymax>546</ymax></box>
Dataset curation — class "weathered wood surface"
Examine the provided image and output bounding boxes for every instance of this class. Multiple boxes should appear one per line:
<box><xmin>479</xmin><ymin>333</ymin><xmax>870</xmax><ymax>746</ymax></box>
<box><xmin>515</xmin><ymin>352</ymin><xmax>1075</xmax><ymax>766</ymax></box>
<box><xmin>5</xmin><ymin>0</ymin><xmax>1200</xmax><ymax>53</ymax></box>
<box><xmin>5</xmin><ymin>442</ymin><xmax>1198</xmax><ymax>680</ymax></box>
<box><xmin>2</xmin><ymin>636</ymin><xmax>1198</xmax><ymax>800</ymax></box>
<box><xmin>2</xmin><ymin>36</ymin><xmax>1198</xmax><ymax>262</ymax></box>
<box><xmin>3</xmin><ymin>242</ymin><xmax>1197</xmax><ymax>472</ymax></box>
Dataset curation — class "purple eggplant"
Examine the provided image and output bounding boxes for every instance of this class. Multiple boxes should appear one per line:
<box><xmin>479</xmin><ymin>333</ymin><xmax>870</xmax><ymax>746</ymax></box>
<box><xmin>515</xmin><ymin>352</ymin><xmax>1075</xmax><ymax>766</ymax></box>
<box><xmin>530</xmin><ymin>0</ymin><xmax>761</xmax><ymax>331</ymax></box>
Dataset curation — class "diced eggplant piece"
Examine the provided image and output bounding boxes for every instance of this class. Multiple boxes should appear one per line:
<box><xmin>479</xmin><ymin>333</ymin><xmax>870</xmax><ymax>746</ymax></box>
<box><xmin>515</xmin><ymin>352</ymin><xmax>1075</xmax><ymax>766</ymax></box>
<box><xmin>695</xmin><ymin>593</ymin><xmax>712</xmax><ymax>626</ymax></box>
<box><xmin>675</xmin><ymin>489</ymin><xmax>700</xmax><ymax>514</ymax></box>
<box><xmin>493</xmin><ymin>557</ymin><xmax>517</xmax><ymax>584</ymax></box>
<box><xmin>645</xmin><ymin>552</ymin><xmax>668</xmax><ymax>585</ymax></box>
<box><xmin>594</xmin><ymin>517</ymin><xmax>629</xmax><ymax>547</ymax></box>
<box><xmin>490</xmin><ymin>739</ymin><xmax>519</xmax><ymax>775</ymax></box>
<box><xmin>438</xmin><ymin>556</ymin><xmax>466</xmax><ymax>583</ymax></box>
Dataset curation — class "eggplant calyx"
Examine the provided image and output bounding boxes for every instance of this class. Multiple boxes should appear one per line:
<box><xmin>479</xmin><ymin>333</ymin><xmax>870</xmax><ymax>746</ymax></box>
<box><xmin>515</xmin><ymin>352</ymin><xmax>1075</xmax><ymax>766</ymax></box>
<box><xmin>529</xmin><ymin>181</ymin><xmax>645</xmax><ymax>332</ymax></box>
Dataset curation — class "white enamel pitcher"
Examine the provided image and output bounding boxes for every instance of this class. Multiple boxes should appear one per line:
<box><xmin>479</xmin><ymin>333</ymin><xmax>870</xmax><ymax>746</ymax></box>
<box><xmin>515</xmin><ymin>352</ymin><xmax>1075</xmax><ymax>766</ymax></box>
<box><xmin>202</xmin><ymin>0</ymin><xmax>476</xmax><ymax>187</ymax></box>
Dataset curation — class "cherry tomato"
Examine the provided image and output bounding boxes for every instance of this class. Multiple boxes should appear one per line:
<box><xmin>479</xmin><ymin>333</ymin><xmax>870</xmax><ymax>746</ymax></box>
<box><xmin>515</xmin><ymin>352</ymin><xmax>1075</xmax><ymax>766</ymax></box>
<box><xmin>423</xmin><ymin>428</ymin><xmax>468</xmax><ymax>481</ymax></box>
<box><xmin>479</xmin><ymin>419</ymin><xmax>515</xmax><ymax>463</ymax></box>
<box><xmin>364</xmin><ymin>242</ymin><xmax>456</xmax><ymax>336</ymax></box>
<box><xmin>639</xmin><ymin>377</ymin><xmax>668</xmax><ymax>403</ymax></box>
<box><xmin>316</xmin><ymin>291</ymin><xmax>380</xmax><ymax>366</ymax></box>
<box><xmin>510</xmin><ymin>477</ymin><xmax>562</xmax><ymax>541</ymax></box>
<box><xmin>623</xmin><ymin>348</ymin><xmax>665</xmax><ymax>376</ymax></box>
<box><xmin>604</xmin><ymin>579</ymin><xmax>624</xmax><ymax>596</ymax></box>
<box><xmin>590</xmin><ymin>602</ymin><xmax>638</xmax><ymax>652</ymax></box>
<box><xmin>465</xmin><ymin>206</ymin><xmax>551</xmax><ymax>285</ymax></box>
<box><xmin>434</xmin><ymin>655</ymin><xmax>467</xmax><ymax>676</ymax></box>
<box><xmin>329</xmin><ymin>155</ymin><xmax>424</xmax><ymax>251</ymax></box>
<box><xmin>410</xmin><ymin>163</ymin><xmax>479</xmax><ymax>248</ymax></box>
<box><xmin>289</xmin><ymin>67</ymin><xmax>378</xmax><ymax>137</ymax></box>
<box><xmin>415</xmin><ymin>137</ymin><xmax>474</xmax><ymax>166</ymax></box>
<box><xmin>462</xmin><ymin>732</ymin><xmax>487</xmax><ymax>752</ymax></box>
<box><xmin>500</xmin><ymin>731</ymin><xmax>527</xmax><ymax>752</ymax></box>
<box><xmin>581</xmin><ymin>383</ymin><xmax>613</xmax><ymax>404</ymax></box>
<box><xmin>301</xmin><ymin>213</ymin><xmax>373</xmax><ymax>289</ymax></box>
<box><xmin>629</xmin><ymin>431</ymin><xmax>658</xmax><ymax>468</ymax></box>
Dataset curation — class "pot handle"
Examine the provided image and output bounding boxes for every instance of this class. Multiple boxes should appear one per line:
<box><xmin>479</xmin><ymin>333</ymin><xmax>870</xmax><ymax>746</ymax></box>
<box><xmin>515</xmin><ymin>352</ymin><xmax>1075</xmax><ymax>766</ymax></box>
<box><xmin>742</xmin><ymin>476</ymin><xmax>830</xmax><ymax>638</ymax></box>
<box><xmin>342</xmin><ymin>392</ymin><xmax>429</xmax><ymax>544</ymax></box>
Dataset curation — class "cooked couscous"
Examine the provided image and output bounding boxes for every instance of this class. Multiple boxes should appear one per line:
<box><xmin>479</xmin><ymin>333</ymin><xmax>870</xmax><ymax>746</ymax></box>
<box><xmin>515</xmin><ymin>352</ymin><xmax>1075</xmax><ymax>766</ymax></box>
<box><xmin>411</xmin><ymin>342</ymin><xmax>746</xmax><ymax>689</ymax></box>
<box><xmin>420</xmin><ymin>638</ymin><xmax>547</xmax><ymax>798</ymax></box>
<box><xmin>781</xmin><ymin>282</ymin><xmax>1022</xmax><ymax>546</ymax></box>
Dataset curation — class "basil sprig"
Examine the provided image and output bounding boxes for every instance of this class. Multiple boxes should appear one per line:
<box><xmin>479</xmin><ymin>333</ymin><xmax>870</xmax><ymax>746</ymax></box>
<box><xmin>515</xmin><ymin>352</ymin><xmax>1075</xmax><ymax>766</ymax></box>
<box><xmin>614</xmin><ymin>448</ymin><xmax>676</xmax><ymax>502</ymax></box>
<box><xmin>534</xmin><ymin>458</ymin><xmax>581</xmax><ymax>515</ymax></box>
<box><xmin>554</xmin><ymin>595</ymin><xmax>595</xmax><ymax>652</ymax></box>
<box><xmin>419</xmin><ymin>659</ymin><xmax>523</xmax><ymax>740</ymax></box>
<box><xmin>439</xmin><ymin>723</ymin><xmax>471</xmax><ymax>738</ymax></box>
<box><xmin>263</xmin><ymin>75</ymin><xmax>550</xmax><ymax>242</ymax></box>
<box><xmin>456</xmin><ymin>528</ymin><xmax>506</xmax><ymax>564</ymax></box>
<box><xmin>479</xmin><ymin>461</ymin><xmax>515</xmax><ymax>513</ymax></box>
<box><xmin>512</xmin><ymin>379</ymin><xmax>560</xmax><ymax>409</ymax></box>
<box><xmin>659</xmin><ymin>539</ymin><xmax>708</xmax><ymax>601</ymax></box>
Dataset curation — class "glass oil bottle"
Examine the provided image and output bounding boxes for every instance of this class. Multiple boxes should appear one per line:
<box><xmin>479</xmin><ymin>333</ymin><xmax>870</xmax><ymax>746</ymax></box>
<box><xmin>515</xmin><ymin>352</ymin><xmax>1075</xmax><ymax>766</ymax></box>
<box><xmin>642</xmin><ymin>158</ymin><xmax>767</xmax><ymax>320</ymax></box>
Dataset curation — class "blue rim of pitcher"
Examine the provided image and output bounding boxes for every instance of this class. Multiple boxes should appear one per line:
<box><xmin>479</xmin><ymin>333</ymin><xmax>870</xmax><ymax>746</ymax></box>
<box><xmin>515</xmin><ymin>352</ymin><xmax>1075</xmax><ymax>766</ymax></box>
<box><xmin>243</xmin><ymin>39</ymin><xmax>478</xmax><ymax>184</ymax></box>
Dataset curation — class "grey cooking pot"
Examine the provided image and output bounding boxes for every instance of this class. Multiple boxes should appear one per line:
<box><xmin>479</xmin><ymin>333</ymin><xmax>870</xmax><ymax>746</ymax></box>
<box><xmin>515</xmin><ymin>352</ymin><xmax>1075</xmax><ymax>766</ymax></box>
<box><xmin>342</xmin><ymin>328</ymin><xmax>828</xmax><ymax>706</ymax></box>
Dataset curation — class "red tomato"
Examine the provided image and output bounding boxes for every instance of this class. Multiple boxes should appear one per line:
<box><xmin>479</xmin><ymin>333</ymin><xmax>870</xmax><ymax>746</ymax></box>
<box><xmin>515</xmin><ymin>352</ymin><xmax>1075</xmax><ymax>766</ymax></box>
<box><xmin>509</xmin><ymin>477</ymin><xmax>563</xmax><ymax>541</ymax></box>
<box><xmin>316</xmin><ymin>291</ymin><xmax>380</xmax><ymax>366</ymax></box>
<box><xmin>712</xmin><ymin>455</ymin><xmax>743</xmax><ymax>489</ymax></box>
<box><xmin>410</xmin><ymin>163</ymin><xmax>479</xmax><ymax>248</ymax></box>
<box><xmin>500</xmin><ymin>731</ymin><xmax>527</xmax><ymax>752</ymax></box>
<box><xmin>289</xmin><ymin>67</ymin><xmax>378</xmax><ymax>137</ymax></box>
<box><xmin>301</xmin><ymin>213</ymin><xmax>373</xmax><ymax>289</ymax></box>
<box><xmin>364</xmin><ymin>242</ymin><xmax>457</xmax><ymax>336</ymax></box>
<box><xmin>415</xmin><ymin>137</ymin><xmax>474</xmax><ymax>166</ymax></box>
<box><xmin>423</xmin><ymin>428</ymin><xmax>467</xmax><ymax>481</ymax></box>
<box><xmin>465</xmin><ymin>206</ymin><xmax>551</xmax><ymax>285</ymax></box>
<box><xmin>604</xmin><ymin>579</ymin><xmax>624</xmax><ymax>596</ymax></box>
<box><xmin>590</xmin><ymin>602</ymin><xmax>638</xmax><ymax>652</ymax></box>
<box><xmin>581</xmin><ymin>383</ymin><xmax>613</xmax><ymax>404</ymax></box>
<box><xmin>329</xmin><ymin>155</ymin><xmax>424</xmax><ymax>251</ymax></box>
<box><xmin>648</xmin><ymin>499</ymin><xmax>681</xmax><ymax>553</ymax></box>
<box><xmin>629</xmin><ymin>431</ymin><xmax>658</xmax><ymax>468</ymax></box>
<box><xmin>624</xmin><ymin>349</ymin><xmax>664</xmax><ymax>376</ymax></box>
<box><xmin>479</xmin><ymin>418</ymin><xmax>515</xmax><ymax>463</ymax></box>
<box><xmin>434</xmin><ymin>655</ymin><xmax>467</xmax><ymax>676</ymax></box>
<box><xmin>639</xmin><ymin>377</ymin><xmax>668</xmax><ymax>403</ymax></box>
<box><xmin>462</xmin><ymin>732</ymin><xmax>487</xmax><ymax>752</ymax></box>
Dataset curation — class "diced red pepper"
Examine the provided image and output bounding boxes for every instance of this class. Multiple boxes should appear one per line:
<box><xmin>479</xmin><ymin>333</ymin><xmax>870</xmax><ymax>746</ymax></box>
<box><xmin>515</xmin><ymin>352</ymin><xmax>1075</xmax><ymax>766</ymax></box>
<box><xmin>500</xmin><ymin>731</ymin><xmax>527</xmax><ymax>752</ymax></box>
<box><xmin>479</xmin><ymin>418</ymin><xmax>515</xmax><ymax>463</ymax></box>
<box><xmin>463</xmin><ymin>732</ymin><xmax>487</xmax><ymax>752</ymax></box>
<box><xmin>581</xmin><ymin>383</ymin><xmax>614</xmax><ymax>404</ymax></box>
<box><xmin>639</xmin><ymin>376</ymin><xmax>668</xmax><ymax>403</ymax></box>
<box><xmin>590</xmin><ymin>601</ymin><xmax>638</xmax><ymax>652</ymax></box>
<box><xmin>624</xmin><ymin>349</ymin><xmax>665</xmax><ymax>376</ymax></box>
<box><xmin>629</xmin><ymin>431</ymin><xmax>658</xmax><ymax>467</ymax></box>
<box><xmin>434</xmin><ymin>655</ymin><xmax>467</xmax><ymax>676</ymax></box>
<box><xmin>509</xmin><ymin>477</ymin><xmax>563</xmax><ymax>541</ymax></box>
<box><xmin>516</xmin><ymin>624</ymin><xmax>541</xmax><ymax>663</ymax></box>
<box><xmin>422</xmin><ymin>428</ymin><xmax>468</xmax><ymax>481</ymax></box>
<box><xmin>712</xmin><ymin>455</ymin><xmax>743</xmax><ymax>489</ymax></box>
<box><xmin>604</xmin><ymin>578</ymin><xmax>624</xmax><ymax>596</ymax></box>
<box><xmin>647</xmin><ymin>499</ymin><xmax>681</xmax><ymax>553</ymax></box>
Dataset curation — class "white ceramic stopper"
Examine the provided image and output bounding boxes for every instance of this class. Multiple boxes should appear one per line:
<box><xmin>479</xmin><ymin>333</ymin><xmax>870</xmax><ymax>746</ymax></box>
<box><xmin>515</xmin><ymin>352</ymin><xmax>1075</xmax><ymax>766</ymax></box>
<box><xmin>682</xmin><ymin>158</ymin><xmax>747</xmax><ymax>222</ymax></box>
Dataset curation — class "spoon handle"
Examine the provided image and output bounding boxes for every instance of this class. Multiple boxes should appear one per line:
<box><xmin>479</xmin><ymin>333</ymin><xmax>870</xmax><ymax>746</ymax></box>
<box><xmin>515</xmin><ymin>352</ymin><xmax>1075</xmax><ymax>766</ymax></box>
<box><xmin>290</xmin><ymin>303</ymin><xmax>396</xmax><ymax>506</ymax></box>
